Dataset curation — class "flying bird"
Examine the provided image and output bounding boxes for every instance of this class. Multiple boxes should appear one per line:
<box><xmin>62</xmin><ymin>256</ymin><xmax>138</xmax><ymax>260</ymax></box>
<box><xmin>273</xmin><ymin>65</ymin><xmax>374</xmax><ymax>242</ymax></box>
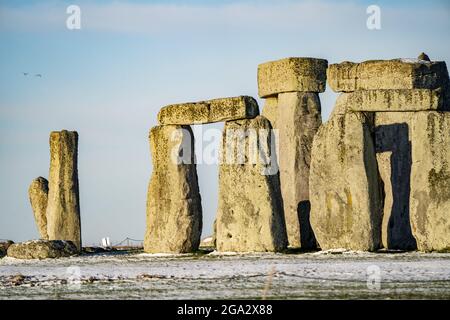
<box><xmin>22</xmin><ymin>72</ymin><xmax>29</xmax><ymax>76</ymax></box>
<box><xmin>35</xmin><ymin>74</ymin><xmax>42</xmax><ymax>77</ymax></box>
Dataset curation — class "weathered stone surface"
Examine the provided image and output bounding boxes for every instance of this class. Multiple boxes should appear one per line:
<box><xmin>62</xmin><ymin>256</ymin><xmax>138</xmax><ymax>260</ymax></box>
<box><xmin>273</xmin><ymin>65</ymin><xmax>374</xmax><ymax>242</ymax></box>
<box><xmin>310</xmin><ymin>112</ymin><xmax>382</xmax><ymax>251</ymax></box>
<box><xmin>258</xmin><ymin>57</ymin><xmax>328</xmax><ymax>97</ymax></box>
<box><xmin>0</xmin><ymin>241</ymin><xmax>14</xmax><ymax>258</ymax></box>
<box><xmin>260</xmin><ymin>93</ymin><xmax>322</xmax><ymax>248</ymax></box>
<box><xmin>333</xmin><ymin>88</ymin><xmax>449</xmax><ymax>113</ymax></box>
<box><xmin>328</xmin><ymin>59</ymin><xmax>449</xmax><ymax>92</ymax></box>
<box><xmin>28</xmin><ymin>177</ymin><xmax>49</xmax><ymax>239</ymax></box>
<box><xmin>158</xmin><ymin>96</ymin><xmax>259</xmax><ymax>125</ymax></box>
<box><xmin>277</xmin><ymin>92</ymin><xmax>321</xmax><ymax>249</ymax></box>
<box><xmin>216</xmin><ymin>116</ymin><xmax>288</xmax><ymax>252</ymax></box>
<box><xmin>374</xmin><ymin>112</ymin><xmax>417</xmax><ymax>250</ymax></box>
<box><xmin>261</xmin><ymin>96</ymin><xmax>278</xmax><ymax>129</ymax></box>
<box><xmin>410</xmin><ymin>112</ymin><xmax>450</xmax><ymax>252</ymax></box>
<box><xmin>7</xmin><ymin>240</ymin><xmax>78</xmax><ymax>259</ymax></box>
<box><xmin>329</xmin><ymin>93</ymin><xmax>351</xmax><ymax>118</ymax></box>
<box><xmin>46</xmin><ymin>130</ymin><xmax>81</xmax><ymax>251</ymax></box>
<box><xmin>144</xmin><ymin>125</ymin><xmax>202</xmax><ymax>253</ymax></box>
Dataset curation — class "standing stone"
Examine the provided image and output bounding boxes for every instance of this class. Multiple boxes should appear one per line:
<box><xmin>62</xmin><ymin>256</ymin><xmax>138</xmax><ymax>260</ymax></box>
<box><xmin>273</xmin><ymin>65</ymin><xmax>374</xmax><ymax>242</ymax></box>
<box><xmin>216</xmin><ymin>115</ymin><xmax>288</xmax><ymax>252</ymax></box>
<box><xmin>261</xmin><ymin>96</ymin><xmax>278</xmax><ymax>129</ymax></box>
<box><xmin>46</xmin><ymin>130</ymin><xmax>81</xmax><ymax>251</ymax></box>
<box><xmin>258</xmin><ymin>57</ymin><xmax>328</xmax><ymax>97</ymax></box>
<box><xmin>258</xmin><ymin>57</ymin><xmax>327</xmax><ymax>249</ymax></box>
<box><xmin>374</xmin><ymin>112</ymin><xmax>417</xmax><ymax>250</ymax></box>
<box><xmin>28</xmin><ymin>177</ymin><xmax>49</xmax><ymax>239</ymax></box>
<box><xmin>310</xmin><ymin>112</ymin><xmax>382</xmax><ymax>251</ymax></box>
<box><xmin>144</xmin><ymin>125</ymin><xmax>202</xmax><ymax>253</ymax></box>
<box><xmin>410</xmin><ymin>112</ymin><xmax>450</xmax><ymax>252</ymax></box>
<box><xmin>277</xmin><ymin>92</ymin><xmax>321</xmax><ymax>248</ymax></box>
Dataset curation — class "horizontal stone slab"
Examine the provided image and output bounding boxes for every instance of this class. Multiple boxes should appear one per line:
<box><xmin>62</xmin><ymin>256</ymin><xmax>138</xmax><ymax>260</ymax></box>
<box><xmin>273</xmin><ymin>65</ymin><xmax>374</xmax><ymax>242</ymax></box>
<box><xmin>7</xmin><ymin>240</ymin><xmax>78</xmax><ymax>259</ymax></box>
<box><xmin>157</xmin><ymin>96</ymin><xmax>259</xmax><ymax>125</ymax></box>
<box><xmin>327</xmin><ymin>59</ymin><xmax>449</xmax><ymax>92</ymax></box>
<box><xmin>332</xmin><ymin>88</ymin><xmax>449</xmax><ymax>114</ymax></box>
<box><xmin>258</xmin><ymin>57</ymin><xmax>328</xmax><ymax>97</ymax></box>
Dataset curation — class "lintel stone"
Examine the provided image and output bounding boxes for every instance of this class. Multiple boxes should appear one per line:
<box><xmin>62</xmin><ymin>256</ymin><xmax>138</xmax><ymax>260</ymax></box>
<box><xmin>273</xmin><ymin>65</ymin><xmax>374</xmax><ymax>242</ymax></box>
<box><xmin>327</xmin><ymin>59</ymin><xmax>449</xmax><ymax>92</ymax></box>
<box><xmin>158</xmin><ymin>96</ymin><xmax>259</xmax><ymax>125</ymax></box>
<box><xmin>258</xmin><ymin>57</ymin><xmax>328</xmax><ymax>97</ymax></box>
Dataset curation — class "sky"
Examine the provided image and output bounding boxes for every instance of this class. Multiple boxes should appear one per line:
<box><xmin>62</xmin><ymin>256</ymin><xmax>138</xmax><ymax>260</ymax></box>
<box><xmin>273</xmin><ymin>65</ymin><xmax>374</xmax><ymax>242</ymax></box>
<box><xmin>1</xmin><ymin>0</ymin><xmax>449</xmax><ymax>246</ymax></box>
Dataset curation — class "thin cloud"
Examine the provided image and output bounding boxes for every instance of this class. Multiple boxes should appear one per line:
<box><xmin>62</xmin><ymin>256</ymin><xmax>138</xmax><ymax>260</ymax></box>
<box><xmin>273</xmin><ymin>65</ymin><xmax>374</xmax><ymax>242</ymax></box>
<box><xmin>0</xmin><ymin>1</ymin><xmax>385</xmax><ymax>34</ymax></box>
<box><xmin>1</xmin><ymin>1</ymin><xmax>448</xmax><ymax>39</ymax></box>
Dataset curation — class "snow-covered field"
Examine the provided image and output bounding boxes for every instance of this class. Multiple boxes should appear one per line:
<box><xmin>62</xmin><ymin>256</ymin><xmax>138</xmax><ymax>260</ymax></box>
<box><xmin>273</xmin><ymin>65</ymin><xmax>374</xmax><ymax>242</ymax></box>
<box><xmin>1</xmin><ymin>251</ymin><xmax>450</xmax><ymax>299</ymax></box>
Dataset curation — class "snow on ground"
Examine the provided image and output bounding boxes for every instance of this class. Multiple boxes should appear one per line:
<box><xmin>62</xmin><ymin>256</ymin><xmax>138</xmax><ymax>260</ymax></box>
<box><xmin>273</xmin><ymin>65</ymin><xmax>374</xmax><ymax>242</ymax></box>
<box><xmin>399</xmin><ymin>58</ymin><xmax>431</xmax><ymax>64</ymax></box>
<box><xmin>1</xmin><ymin>251</ymin><xmax>450</xmax><ymax>299</ymax></box>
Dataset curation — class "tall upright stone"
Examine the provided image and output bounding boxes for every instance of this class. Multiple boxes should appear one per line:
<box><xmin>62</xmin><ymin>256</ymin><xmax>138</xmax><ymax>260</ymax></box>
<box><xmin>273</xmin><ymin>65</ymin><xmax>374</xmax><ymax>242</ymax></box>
<box><xmin>309</xmin><ymin>112</ymin><xmax>382</xmax><ymax>251</ymax></box>
<box><xmin>410</xmin><ymin>112</ymin><xmax>450</xmax><ymax>252</ymax></box>
<box><xmin>144</xmin><ymin>125</ymin><xmax>202</xmax><ymax>253</ymax></box>
<box><xmin>7</xmin><ymin>240</ymin><xmax>78</xmax><ymax>259</ymax></box>
<box><xmin>216</xmin><ymin>115</ymin><xmax>288</xmax><ymax>252</ymax></box>
<box><xmin>28</xmin><ymin>177</ymin><xmax>49</xmax><ymax>239</ymax></box>
<box><xmin>276</xmin><ymin>92</ymin><xmax>321</xmax><ymax>248</ymax></box>
<box><xmin>258</xmin><ymin>57</ymin><xmax>327</xmax><ymax>248</ymax></box>
<box><xmin>46</xmin><ymin>130</ymin><xmax>81</xmax><ymax>251</ymax></box>
<box><xmin>261</xmin><ymin>96</ymin><xmax>278</xmax><ymax>129</ymax></box>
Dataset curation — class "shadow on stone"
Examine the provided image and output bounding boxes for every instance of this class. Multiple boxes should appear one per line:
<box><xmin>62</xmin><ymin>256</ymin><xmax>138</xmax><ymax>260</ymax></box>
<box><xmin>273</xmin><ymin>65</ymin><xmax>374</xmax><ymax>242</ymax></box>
<box><xmin>297</xmin><ymin>201</ymin><xmax>317</xmax><ymax>249</ymax></box>
<box><xmin>375</xmin><ymin>123</ymin><xmax>417</xmax><ymax>250</ymax></box>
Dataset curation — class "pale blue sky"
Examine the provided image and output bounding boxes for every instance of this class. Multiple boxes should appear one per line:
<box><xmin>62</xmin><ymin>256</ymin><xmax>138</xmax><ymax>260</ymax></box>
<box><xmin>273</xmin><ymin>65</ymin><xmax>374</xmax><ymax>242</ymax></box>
<box><xmin>1</xmin><ymin>0</ymin><xmax>449</xmax><ymax>245</ymax></box>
